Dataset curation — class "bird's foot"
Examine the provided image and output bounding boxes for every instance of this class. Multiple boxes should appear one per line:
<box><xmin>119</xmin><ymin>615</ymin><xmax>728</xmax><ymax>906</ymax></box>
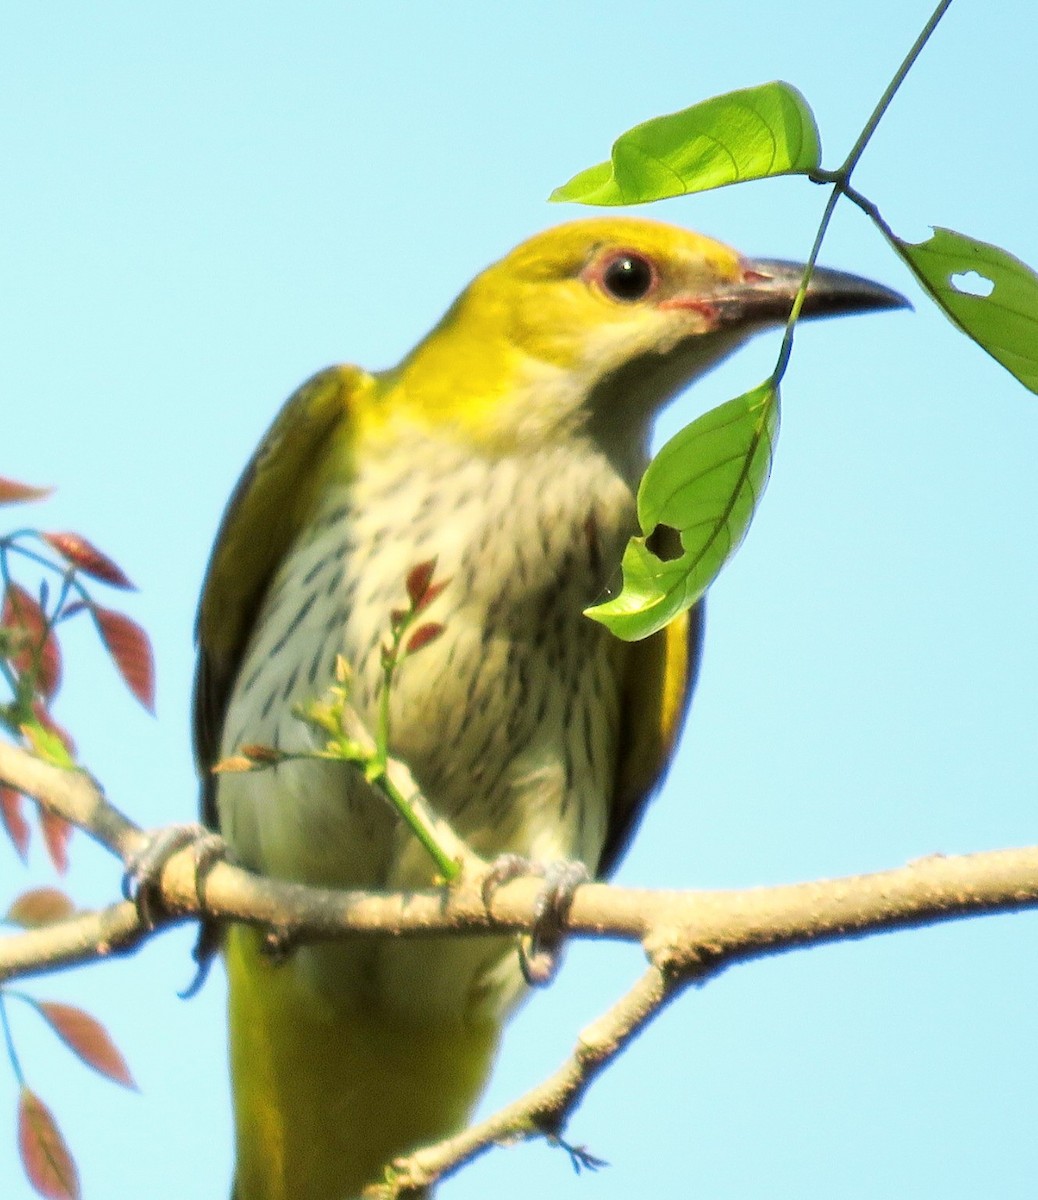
<box><xmin>122</xmin><ymin>822</ymin><xmax>227</xmax><ymax>929</ymax></box>
<box><xmin>481</xmin><ymin>855</ymin><xmax>590</xmax><ymax>986</ymax></box>
<box><xmin>260</xmin><ymin>925</ymin><xmax>299</xmax><ymax>964</ymax></box>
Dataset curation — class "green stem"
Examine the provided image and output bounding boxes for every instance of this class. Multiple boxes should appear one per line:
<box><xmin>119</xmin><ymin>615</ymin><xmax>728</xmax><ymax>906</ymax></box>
<box><xmin>374</xmin><ymin>771</ymin><xmax>460</xmax><ymax>882</ymax></box>
<box><xmin>6</xmin><ymin>539</ymin><xmax>92</xmax><ymax>606</ymax></box>
<box><xmin>0</xmin><ymin>992</ymin><xmax>26</xmax><ymax>1087</ymax></box>
<box><xmin>773</xmin><ymin>0</ymin><xmax>954</xmax><ymax>385</ymax></box>
<box><xmin>772</xmin><ymin>183</ymin><xmax>842</xmax><ymax>386</ymax></box>
<box><xmin>376</xmin><ymin>661</ymin><xmax>392</xmax><ymax>771</ymax></box>
<box><xmin>839</xmin><ymin>0</ymin><xmax>955</xmax><ymax>179</ymax></box>
<box><xmin>50</xmin><ymin>571</ymin><xmax>76</xmax><ymax>625</ymax></box>
<box><xmin>0</xmin><ymin>654</ymin><xmax>20</xmax><ymax>698</ymax></box>
<box><xmin>370</xmin><ymin>619</ymin><xmax>459</xmax><ymax>880</ymax></box>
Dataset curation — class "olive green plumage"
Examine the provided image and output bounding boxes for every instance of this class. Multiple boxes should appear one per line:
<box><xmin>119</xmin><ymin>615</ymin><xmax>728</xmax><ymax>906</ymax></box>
<box><xmin>194</xmin><ymin>217</ymin><xmax>904</xmax><ymax>1199</ymax></box>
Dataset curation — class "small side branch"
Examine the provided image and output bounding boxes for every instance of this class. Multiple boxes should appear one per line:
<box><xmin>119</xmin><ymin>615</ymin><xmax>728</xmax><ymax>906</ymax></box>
<box><xmin>370</xmin><ymin>965</ymin><xmax>679</xmax><ymax>1197</ymax></box>
<box><xmin>0</xmin><ymin>901</ymin><xmax>146</xmax><ymax>983</ymax></box>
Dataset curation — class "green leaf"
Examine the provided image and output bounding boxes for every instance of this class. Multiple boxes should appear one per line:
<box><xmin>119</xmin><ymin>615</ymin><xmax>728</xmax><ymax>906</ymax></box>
<box><xmin>19</xmin><ymin>720</ymin><xmax>75</xmax><ymax>770</ymax></box>
<box><xmin>589</xmin><ymin>381</ymin><xmax>779</xmax><ymax>640</ymax></box>
<box><xmin>551</xmin><ymin>82</ymin><xmax>820</xmax><ymax>206</ymax></box>
<box><xmin>892</xmin><ymin>227</ymin><xmax>1038</xmax><ymax>394</ymax></box>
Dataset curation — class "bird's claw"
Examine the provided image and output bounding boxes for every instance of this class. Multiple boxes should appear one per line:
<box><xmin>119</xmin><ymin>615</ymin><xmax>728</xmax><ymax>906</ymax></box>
<box><xmin>482</xmin><ymin>855</ymin><xmax>590</xmax><ymax>986</ymax></box>
<box><xmin>123</xmin><ymin>822</ymin><xmax>227</xmax><ymax>929</ymax></box>
<box><xmin>261</xmin><ymin>925</ymin><xmax>299</xmax><ymax>964</ymax></box>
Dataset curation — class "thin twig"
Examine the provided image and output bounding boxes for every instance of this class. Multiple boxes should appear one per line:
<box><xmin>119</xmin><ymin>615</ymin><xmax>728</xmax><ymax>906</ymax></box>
<box><xmin>367</xmin><ymin>966</ymin><xmax>679</xmax><ymax>1197</ymax></box>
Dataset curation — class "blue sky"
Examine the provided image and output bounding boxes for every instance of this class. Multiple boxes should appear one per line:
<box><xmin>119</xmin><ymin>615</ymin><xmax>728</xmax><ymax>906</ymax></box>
<box><xmin>2</xmin><ymin>3</ymin><xmax>1036</xmax><ymax>1198</ymax></box>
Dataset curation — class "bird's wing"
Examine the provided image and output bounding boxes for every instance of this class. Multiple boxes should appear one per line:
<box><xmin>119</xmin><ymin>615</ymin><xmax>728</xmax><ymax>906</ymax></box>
<box><xmin>193</xmin><ymin>364</ymin><xmax>374</xmax><ymax>829</ymax></box>
<box><xmin>599</xmin><ymin>600</ymin><xmax>705</xmax><ymax>878</ymax></box>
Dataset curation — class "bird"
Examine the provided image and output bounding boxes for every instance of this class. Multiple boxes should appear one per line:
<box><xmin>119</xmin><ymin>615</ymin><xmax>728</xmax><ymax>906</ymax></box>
<box><xmin>193</xmin><ymin>216</ymin><xmax>906</xmax><ymax>1200</ymax></box>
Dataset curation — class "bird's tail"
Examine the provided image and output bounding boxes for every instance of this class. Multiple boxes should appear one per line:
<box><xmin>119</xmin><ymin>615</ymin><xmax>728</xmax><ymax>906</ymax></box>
<box><xmin>225</xmin><ymin>925</ymin><xmax>500</xmax><ymax>1200</ymax></box>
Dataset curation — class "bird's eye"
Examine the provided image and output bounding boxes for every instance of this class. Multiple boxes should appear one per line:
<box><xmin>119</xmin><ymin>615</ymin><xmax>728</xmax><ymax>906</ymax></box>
<box><xmin>601</xmin><ymin>253</ymin><xmax>655</xmax><ymax>302</ymax></box>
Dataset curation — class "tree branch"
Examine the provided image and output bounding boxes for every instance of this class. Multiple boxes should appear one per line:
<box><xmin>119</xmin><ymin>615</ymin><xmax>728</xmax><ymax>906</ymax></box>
<box><xmin>4</xmin><ymin>737</ymin><xmax>1038</xmax><ymax>1192</ymax></box>
<box><xmin>0</xmin><ymin>900</ymin><xmax>147</xmax><ymax>983</ymax></box>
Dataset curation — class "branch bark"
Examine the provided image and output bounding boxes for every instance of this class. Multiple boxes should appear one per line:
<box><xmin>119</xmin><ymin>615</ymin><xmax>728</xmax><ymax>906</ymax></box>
<box><xmin>3</xmin><ymin>737</ymin><xmax>1038</xmax><ymax>1193</ymax></box>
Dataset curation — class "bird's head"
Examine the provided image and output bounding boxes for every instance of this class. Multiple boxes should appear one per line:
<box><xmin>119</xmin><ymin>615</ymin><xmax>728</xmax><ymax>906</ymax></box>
<box><xmin>389</xmin><ymin>217</ymin><xmax>906</xmax><ymax>453</ymax></box>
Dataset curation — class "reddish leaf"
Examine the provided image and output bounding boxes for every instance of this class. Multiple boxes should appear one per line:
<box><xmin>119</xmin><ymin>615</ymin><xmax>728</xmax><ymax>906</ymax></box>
<box><xmin>39</xmin><ymin>807</ymin><xmax>72</xmax><ymax>874</ymax></box>
<box><xmin>238</xmin><ymin>742</ymin><xmax>286</xmax><ymax>764</ymax></box>
<box><xmin>1</xmin><ymin>785</ymin><xmax>31</xmax><ymax>861</ymax></box>
<box><xmin>2</xmin><ymin>584</ymin><xmax>62</xmax><ymax>698</ymax></box>
<box><xmin>405</xmin><ymin>622</ymin><xmax>445</xmax><ymax>655</ymax></box>
<box><xmin>405</xmin><ymin>559</ymin><xmax>438</xmax><ymax>607</ymax></box>
<box><xmin>414</xmin><ymin>577</ymin><xmax>450</xmax><ymax>613</ymax></box>
<box><xmin>6</xmin><ymin>887</ymin><xmax>75</xmax><ymax>927</ymax></box>
<box><xmin>42</xmin><ymin>533</ymin><xmax>135</xmax><ymax>591</ymax></box>
<box><xmin>17</xmin><ymin>1088</ymin><xmax>80</xmax><ymax>1200</ymax></box>
<box><xmin>0</xmin><ymin>477</ymin><xmax>52</xmax><ymax>506</ymax></box>
<box><xmin>35</xmin><ymin>1002</ymin><xmax>136</xmax><ymax>1090</ymax></box>
<box><xmin>90</xmin><ymin>605</ymin><xmax>155</xmax><ymax>712</ymax></box>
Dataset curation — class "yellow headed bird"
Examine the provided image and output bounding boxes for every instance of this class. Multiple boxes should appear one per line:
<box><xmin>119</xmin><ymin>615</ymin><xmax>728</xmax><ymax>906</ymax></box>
<box><xmin>194</xmin><ymin>217</ymin><xmax>905</xmax><ymax>1200</ymax></box>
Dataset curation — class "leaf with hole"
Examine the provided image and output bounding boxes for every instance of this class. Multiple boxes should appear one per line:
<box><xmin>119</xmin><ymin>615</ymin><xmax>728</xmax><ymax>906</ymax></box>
<box><xmin>893</xmin><ymin>227</ymin><xmax>1038</xmax><ymax>394</ymax></box>
<box><xmin>551</xmin><ymin>82</ymin><xmax>820</xmax><ymax>206</ymax></box>
<box><xmin>588</xmin><ymin>381</ymin><xmax>779</xmax><ymax>640</ymax></box>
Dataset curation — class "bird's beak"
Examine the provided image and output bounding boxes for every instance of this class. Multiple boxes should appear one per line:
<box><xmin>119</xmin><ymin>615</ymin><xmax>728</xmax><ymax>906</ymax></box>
<box><xmin>661</xmin><ymin>259</ymin><xmax>910</xmax><ymax>330</ymax></box>
<box><xmin>713</xmin><ymin>258</ymin><xmax>911</xmax><ymax>326</ymax></box>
